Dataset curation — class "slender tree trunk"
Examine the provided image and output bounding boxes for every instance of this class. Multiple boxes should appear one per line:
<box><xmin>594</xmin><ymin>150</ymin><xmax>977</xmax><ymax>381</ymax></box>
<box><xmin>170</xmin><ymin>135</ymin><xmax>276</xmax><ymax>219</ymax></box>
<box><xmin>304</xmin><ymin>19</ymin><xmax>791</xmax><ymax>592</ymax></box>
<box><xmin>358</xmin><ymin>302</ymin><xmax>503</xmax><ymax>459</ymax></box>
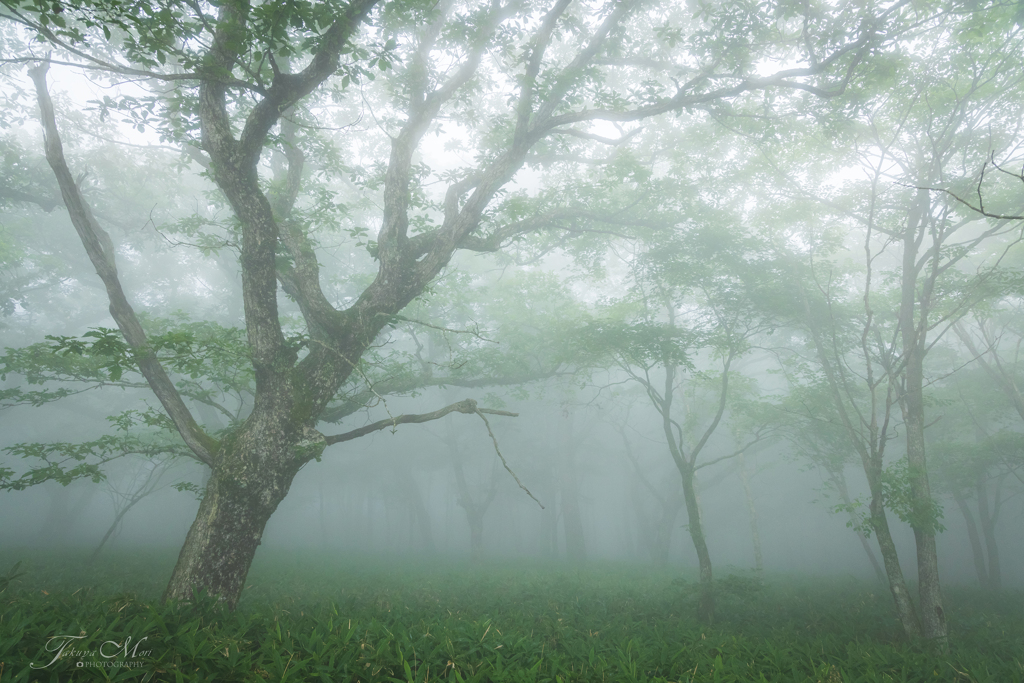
<box><xmin>468</xmin><ymin>516</ymin><xmax>484</xmax><ymax>561</ymax></box>
<box><xmin>628</xmin><ymin>484</ymin><xmax>678</xmax><ymax>566</ymax></box>
<box><xmin>629</xmin><ymin>483</ymin><xmax>656</xmax><ymax>561</ymax></box>
<box><xmin>953</xmin><ymin>491</ymin><xmax>989</xmax><ymax>588</ymax></box>
<box><xmin>798</xmin><ymin>279</ymin><xmax>920</xmax><ymax>639</ymax></box>
<box><xmin>901</xmin><ymin>345</ymin><xmax>948</xmax><ymax>649</ymax></box>
<box><xmin>89</xmin><ymin>513</ymin><xmax>126</xmax><ymax>564</ymax></box>
<box><xmin>89</xmin><ymin>494</ymin><xmax>148</xmax><ymax>564</ymax></box>
<box><xmin>739</xmin><ymin>453</ymin><xmax>764</xmax><ymax>577</ymax></box>
<box><xmin>680</xmin><ymin>466</ymin><xmax>714</xmax><ymax>623</ymax></box>
<box><xmin>652</xmin><ymin>500</ymin><xmax>681</xmax><ymax>567</ymax></box>
<box><xmin>976</xmin><ymin>476</ymin><xmax>1001</xmax><ymax>591</ymax></box>
<box><xmin>399</xmin><ymin>468</ymin><xmax>435</xmax><ymax>554</ymax></box>
<box><xmin>561</xmin><ymin>483</ymin><xmax>587</xmax><ymax>563</ymax></box>
<box><xmin>870</xmin><ymin>495</ymin><xmax>922</xmax><ymax>640</ymax></box>
<box><xmin>451</xmin><ymin>437</ymin><xmax>498</xmax><ymax>562</ymax></box>
<box><xmin>622</xmin><ymin>428</ymin><xmax>679</xmax><ymax>566</ymax></box>
<box><xmin>833</xmin><ymin>471</ymin><xmax>886</xmax><ymax>584</ymax></box>
<box><xmin>318</xmin><ymin>477</ymin><xmax>329</xmax><ymax>551</ymax></box>
<box><xmin>542</xmin><ymin>504</ymin><xmax>559</xmax><ymax>559</ymax></box>
<box><xmin>560</xmin><ymin>411</ymin><xmax>587</xmax><ymax>563</ymax></box>
<box><xmin>895</xmin><ymin>191</ymin><xmax>947</xmax><ymax>649</ymax></box>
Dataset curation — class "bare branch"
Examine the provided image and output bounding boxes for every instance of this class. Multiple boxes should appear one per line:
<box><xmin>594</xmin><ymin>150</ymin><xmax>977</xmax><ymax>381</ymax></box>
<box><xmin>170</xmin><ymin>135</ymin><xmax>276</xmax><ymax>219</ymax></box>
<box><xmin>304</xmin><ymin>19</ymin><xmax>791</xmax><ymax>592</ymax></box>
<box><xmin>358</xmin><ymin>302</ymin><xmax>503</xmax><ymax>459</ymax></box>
<box><xmin>29</xmin><ymin>59</ymin><xmax>216</xmax><ymax>466</ymax></box>
<box><xmin>324</xmin><ymin>398</ymin><xmax>516</xmax><ymax>445</ymax></box>
<box><xmin>474</xmin><ymin>408</ymin><xmax>544</xmax><ymax>509</ymax></box>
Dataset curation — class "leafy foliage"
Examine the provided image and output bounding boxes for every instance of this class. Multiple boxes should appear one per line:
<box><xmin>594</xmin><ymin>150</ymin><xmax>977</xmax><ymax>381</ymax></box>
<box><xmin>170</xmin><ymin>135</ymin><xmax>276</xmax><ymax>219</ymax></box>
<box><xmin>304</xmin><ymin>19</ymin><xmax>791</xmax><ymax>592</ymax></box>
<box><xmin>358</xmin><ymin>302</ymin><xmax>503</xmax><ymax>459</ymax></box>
<box><xmin>1</xmin><ymin>551</ymin><xmax>1021</xmax><ymax>682</ymax></box>
<box><xmin>0</xmin><ymin>409</ymin><xmax>190</xmax><ymax>491</ymax></box>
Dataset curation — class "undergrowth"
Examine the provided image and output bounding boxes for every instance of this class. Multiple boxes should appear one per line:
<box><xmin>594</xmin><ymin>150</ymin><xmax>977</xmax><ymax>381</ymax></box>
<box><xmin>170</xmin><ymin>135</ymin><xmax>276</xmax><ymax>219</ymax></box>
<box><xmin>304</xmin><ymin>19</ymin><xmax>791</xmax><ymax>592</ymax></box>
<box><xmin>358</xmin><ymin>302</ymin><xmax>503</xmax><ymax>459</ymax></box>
<box><xmin>0</xmin><ymin>550</ymin><xmax>1021</xmax><ymax>682</ymax></box>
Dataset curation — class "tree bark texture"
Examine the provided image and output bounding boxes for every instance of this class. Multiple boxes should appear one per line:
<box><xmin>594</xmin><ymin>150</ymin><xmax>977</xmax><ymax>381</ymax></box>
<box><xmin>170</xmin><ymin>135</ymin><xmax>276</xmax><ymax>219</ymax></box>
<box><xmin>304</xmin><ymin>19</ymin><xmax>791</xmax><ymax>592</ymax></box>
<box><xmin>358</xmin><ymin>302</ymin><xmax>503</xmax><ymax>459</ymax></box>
<box><xmin>899</xmin><ymin>190</ymin><xmax>947</xmax><ymax>650</ymax></box>
<box><xmin>164</xmin><ymin>460</ymin><xmax>299</xmax><ymax>607</ymax></box>
<box><xmin>870</xmin><ymin>490</ymin><xmax>922</xmax><ymax>639</ymax></box>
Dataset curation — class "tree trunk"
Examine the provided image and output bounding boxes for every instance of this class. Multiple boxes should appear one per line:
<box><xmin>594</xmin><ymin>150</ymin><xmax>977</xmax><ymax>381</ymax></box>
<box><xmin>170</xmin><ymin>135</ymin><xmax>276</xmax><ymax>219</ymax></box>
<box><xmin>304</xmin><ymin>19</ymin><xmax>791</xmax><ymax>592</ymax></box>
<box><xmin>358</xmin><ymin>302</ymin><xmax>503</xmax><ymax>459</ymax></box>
<box><xmin>450</xmin><ymin>433</ymin><xmax>498</xmax><ymax>562</ymax></box>
<box><xmin>680</xmin><ymin>466</ymin><xmax>714</xmax><ymax>624</ymax></box>
<box><xmin>318</xmin><ymin>477</ymin><xmax>329</xmax><ymax>551</ymax></box>
<box><xmin>559</xmin><ymin>410</ymin><xmax>587</xmax><ymax>563</ymax></box>
<box><xmin>833</xmin><ymin>471</ymin><xmax>886</xmax><ymax>584</ymax></box>
<box><xmin>901</xmin><ymin>345</ymin><xmax>948</xmax><ymax>649</ymax></box>
<box><xmin>976</xmin><ymin>476</ymin><xmax>1001</xmax><ymax>591</ymax></box>
<box><xmin>651</xmin><ymin>501</ymin><xmax>681</xmax><ymax>567</ymax></box>
<box><xmin>163</xmin><ymin>454</ymin><xmax>301</xmax><ymax>607</ymax></box>
<box><xmin>399</xmin><ymin>468</ymin><xmax>435</xmax><ymax>554</ymax></box>
<box><xmin>739</xmin><ymin>453</ymin><xmax>764</xmax><ymax>576</ymax></box>
<box><xmin>468</xmin><ymin>516</ymin><xmax>484</xmax><ymax>561</ymax></box>
<box><xmin>897</xmin><ymin>193</ymin><xmax>947</xmax><ymax>650</ymax></box>
<box><xmin>953</xmin><ymin>491</ymin><xmax>989</xmax><ymax>588</ymax></box>
<box><xmin>622</xmin><ymin>429</ymin><xmax>680</xmax><ymax>566</ymax></box>
<box><xmin>870</xmin><ymin>495</ymin><xmax>922</xmax><ymax>640</ymax></box>
<box><xmin>798</xmin><ymin>278</ymin><xmax>920</xmax><ymax>640</ymax></box>
<box><xmin>560</xmin><ymin>483</ymin><xmax>587</xmax><ymax>563</ymax></box>
<box><xmin>89</xmin><ymin>494</ymin><xmax>147</xmax><ymax>564</ymax></box>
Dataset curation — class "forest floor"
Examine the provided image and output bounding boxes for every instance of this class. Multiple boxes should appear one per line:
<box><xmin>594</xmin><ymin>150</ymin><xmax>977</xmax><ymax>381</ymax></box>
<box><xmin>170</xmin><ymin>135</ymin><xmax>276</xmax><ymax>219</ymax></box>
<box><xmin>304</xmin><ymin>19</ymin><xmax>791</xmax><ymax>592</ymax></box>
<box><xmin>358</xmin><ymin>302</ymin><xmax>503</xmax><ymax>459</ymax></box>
<box><xmin>0</xmin><ymin>549</ymin><xmax>1021</xmax><ymax>682</ymax></box>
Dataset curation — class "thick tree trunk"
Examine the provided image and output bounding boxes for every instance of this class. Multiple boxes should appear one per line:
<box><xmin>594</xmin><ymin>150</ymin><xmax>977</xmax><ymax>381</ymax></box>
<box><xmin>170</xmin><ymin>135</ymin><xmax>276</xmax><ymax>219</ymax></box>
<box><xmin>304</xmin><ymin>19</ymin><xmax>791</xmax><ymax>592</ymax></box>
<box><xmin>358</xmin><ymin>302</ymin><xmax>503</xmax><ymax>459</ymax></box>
<box><xmin>163</xmin><ymin>441</ymin><xmax>305</xmax><ymax>607</ymax></box>
<box><xmin>953</xmin><ymin>491</ymin><xmax>989</xmax><ymax>588</ymax></box>
<box><xmin>680</xmin><ymin>467</ymin><xmax>714</xmax><ymax>624</ymax></box>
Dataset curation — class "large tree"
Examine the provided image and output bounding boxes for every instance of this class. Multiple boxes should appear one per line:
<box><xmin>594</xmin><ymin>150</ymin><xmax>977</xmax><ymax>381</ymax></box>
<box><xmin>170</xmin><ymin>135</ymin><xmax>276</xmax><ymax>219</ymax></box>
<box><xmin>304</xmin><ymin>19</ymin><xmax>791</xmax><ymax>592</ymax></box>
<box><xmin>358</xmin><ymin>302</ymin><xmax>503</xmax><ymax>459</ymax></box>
<box><xmin>4</xmin><ymin>0</ymin><xmax>907</xmax><ymax>607</ymax></box>
<box><xmin>764</xmin><ymin>10</ymin><xmax>1024</xmax><ymax>647</ymax></box>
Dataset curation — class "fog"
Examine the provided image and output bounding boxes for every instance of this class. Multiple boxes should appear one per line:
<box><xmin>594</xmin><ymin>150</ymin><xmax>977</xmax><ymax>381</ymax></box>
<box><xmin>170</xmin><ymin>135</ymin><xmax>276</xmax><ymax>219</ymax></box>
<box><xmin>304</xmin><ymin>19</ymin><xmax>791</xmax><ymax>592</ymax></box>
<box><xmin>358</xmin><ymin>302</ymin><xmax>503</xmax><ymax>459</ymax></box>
<box><xmin>4</xmin><ymin>371</ymin><xmax>1022</xmax><ymax>588</ymax></box>
<box><xmin>1</xmin><ymin>0</ymin><xmax>1023</xmax><ymax>659</ymax></box>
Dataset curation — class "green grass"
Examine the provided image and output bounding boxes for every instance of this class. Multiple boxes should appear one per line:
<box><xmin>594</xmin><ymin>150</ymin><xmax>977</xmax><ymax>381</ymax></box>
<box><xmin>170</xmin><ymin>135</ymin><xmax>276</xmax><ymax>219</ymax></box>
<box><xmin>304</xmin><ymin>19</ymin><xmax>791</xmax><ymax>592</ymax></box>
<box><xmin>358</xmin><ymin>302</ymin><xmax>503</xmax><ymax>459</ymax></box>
<box><xmin>0</xmin><ymin>549</ymin><xmax>1021</xmax><ymax>682</ymax></box>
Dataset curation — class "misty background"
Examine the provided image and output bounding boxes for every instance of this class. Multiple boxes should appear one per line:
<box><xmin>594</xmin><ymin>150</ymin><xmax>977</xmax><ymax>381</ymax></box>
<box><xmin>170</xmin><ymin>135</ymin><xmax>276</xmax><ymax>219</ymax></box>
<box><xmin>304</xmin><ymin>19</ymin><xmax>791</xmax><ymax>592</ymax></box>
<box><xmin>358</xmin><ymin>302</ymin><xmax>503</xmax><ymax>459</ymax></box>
<box><xmin>1</xmin><ymin>1</ymin><xmax>1022</xmax><ymax>618</ymax></box>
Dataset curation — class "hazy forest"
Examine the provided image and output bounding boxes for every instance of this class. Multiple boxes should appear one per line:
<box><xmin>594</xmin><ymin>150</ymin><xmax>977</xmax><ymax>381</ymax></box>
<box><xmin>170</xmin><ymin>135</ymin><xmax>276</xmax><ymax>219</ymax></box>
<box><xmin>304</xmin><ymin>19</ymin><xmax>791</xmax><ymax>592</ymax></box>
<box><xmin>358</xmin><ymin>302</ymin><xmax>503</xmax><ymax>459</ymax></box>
<box><xmin>1</xmin><ymin>0</ymin><xmax>1023</xmax><ymax>679</ymax></box>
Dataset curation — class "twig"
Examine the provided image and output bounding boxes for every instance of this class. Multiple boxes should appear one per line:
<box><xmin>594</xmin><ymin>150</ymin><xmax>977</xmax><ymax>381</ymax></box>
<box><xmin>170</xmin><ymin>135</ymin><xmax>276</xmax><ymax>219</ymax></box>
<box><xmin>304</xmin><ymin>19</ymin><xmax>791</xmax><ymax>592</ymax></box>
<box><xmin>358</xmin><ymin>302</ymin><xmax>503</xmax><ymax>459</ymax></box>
<box><xmin>380</xmin><ymin>314</ymin><xmax>499</xmax><ymax>344</ymax></box>
<box><xmin>474</xmin><ymin>409</ymin><xmax>544</xmax><ymax>509</ymax></box>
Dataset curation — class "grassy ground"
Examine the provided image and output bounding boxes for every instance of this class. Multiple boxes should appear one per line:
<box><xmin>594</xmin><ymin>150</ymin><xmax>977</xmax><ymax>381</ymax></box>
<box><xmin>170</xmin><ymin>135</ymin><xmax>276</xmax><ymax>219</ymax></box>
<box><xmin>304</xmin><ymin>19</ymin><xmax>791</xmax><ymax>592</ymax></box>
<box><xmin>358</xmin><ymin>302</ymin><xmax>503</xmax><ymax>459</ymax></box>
<box><xmin>0</xmin><ymin>549</ymin><xmax>1021</xmax><ymax>682</ymax></box>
